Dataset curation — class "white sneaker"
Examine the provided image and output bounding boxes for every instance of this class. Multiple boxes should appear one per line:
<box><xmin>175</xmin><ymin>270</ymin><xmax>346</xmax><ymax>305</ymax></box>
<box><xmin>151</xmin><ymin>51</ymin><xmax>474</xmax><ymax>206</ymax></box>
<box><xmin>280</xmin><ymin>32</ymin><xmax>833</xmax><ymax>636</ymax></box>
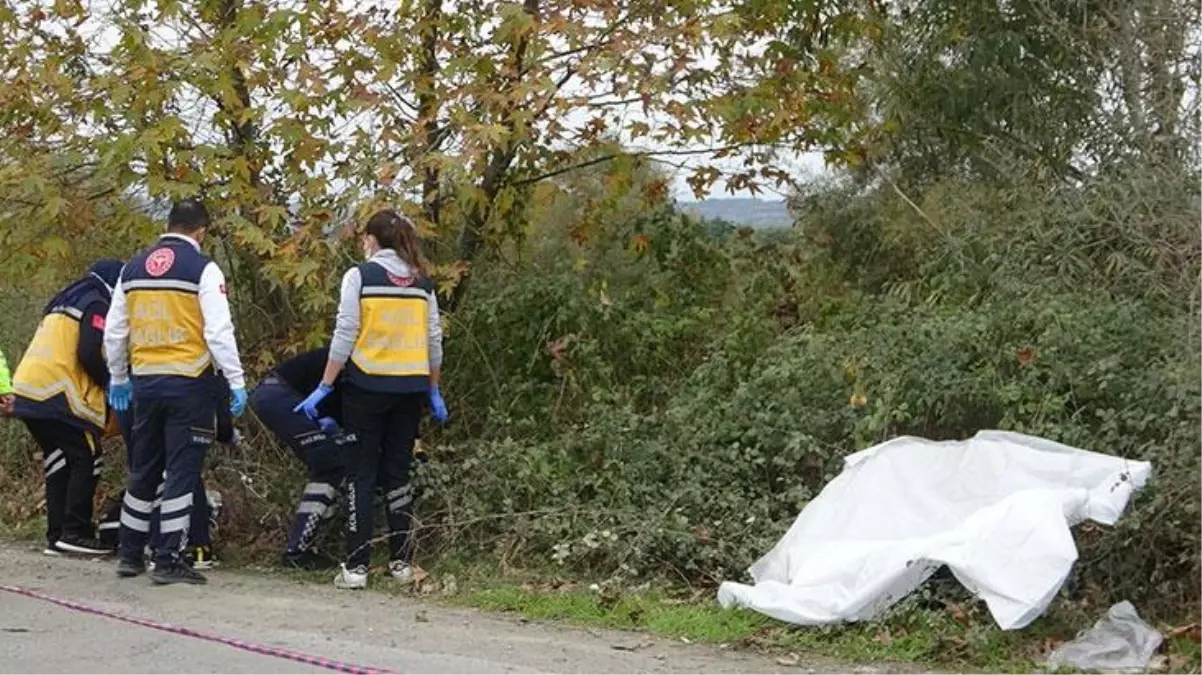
<box><xmin>388</xmin><ymin>560</ymin><xmax>413</xmax><ymax>583</ymax></box>
<box><xmin>334</xmin><ymin>564</ymin><xmax>368</xmax><ymax>590</ymax></box>
<box><xmin>42</xmin><ymin>546</ymin><xmax>63</xmax><ymax>557</ymax></box>
<box><xmin>56</xmin><ymin>536</ymin><xmax>115</xmax><ymax>556</ymax></box>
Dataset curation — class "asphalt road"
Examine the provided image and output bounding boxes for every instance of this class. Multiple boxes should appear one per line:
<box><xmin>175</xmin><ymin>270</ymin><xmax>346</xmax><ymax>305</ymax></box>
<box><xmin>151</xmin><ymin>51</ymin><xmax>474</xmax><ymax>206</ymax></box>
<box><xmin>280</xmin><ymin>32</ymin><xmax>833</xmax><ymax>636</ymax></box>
<box><xmin>0</xmin><ymin>543</ymin><xmax>805</xmax><ymax>674</ymax></box>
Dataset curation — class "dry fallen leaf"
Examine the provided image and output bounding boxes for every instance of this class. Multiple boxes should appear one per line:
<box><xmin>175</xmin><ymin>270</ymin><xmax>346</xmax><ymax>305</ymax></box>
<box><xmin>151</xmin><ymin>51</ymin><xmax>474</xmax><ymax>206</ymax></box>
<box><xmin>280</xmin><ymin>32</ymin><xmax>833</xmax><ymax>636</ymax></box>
<box><xmin>410</xmin><ymin>565</ymin><xmax>430</xmax><ymax>584</ymax></box>
<box><xmin>1166</xmin><ymin>622</ymin><xmax>1201</xmax><ymax>643</ymax></box>
<box><xmin>1016</xmin><ymin>345</ymin><xmax>1038</xmax><ymax>368</ymax></box>
<box><xmin>414</xmin><ymin>610</ymin><xmax>429</xmax><ymax>623</ymax></box>
<box><xmin>945</xmin><ymin>602</ymin><xmax>970</xmax><ymax>625</ymax></box>
<box><xmin>1039</xmin><ymin>637</ymin><xmax>1063</xmax><ymax>655</ymax></box>
<box><xmin>776</xmin><ymin>653</ymin><xmax>801</xmax><ymax>667</ymax></box>
<box><xmin>1168</xmin><ymin>654</ymin><xmax>1191</xmax><ymax>671</ymax></box>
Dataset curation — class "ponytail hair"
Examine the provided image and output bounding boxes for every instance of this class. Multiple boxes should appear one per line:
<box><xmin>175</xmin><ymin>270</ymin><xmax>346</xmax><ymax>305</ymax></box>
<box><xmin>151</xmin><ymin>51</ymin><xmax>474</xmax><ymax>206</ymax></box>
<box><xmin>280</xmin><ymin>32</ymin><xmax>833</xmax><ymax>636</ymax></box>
<box><xmin>364</xmin><ymin>209</ymin><xmax>428</xmax><ymax>276</ymax></box>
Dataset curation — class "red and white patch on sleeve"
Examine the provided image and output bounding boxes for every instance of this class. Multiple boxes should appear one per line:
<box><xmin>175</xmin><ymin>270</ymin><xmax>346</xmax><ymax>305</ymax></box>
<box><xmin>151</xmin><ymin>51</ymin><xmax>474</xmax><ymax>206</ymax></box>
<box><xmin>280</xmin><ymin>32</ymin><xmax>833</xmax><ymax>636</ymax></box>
<box><xmin>91</xmin><ymin>314</ymin><xmax>106</xmax><ymax>330</ymax></box>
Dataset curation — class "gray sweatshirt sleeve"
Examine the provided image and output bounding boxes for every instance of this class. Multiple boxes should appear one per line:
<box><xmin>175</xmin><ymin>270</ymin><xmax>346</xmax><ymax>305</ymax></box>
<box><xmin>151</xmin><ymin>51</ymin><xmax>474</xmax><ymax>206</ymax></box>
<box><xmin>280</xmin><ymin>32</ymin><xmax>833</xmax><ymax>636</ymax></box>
<box><xmin>328</xmin><ymin>267</ymin><xmax>362</xmax><ymax>364</ymax></box>
<box><xmin>427</xmin><ymin>286</ymin><xmax>443</xmax><ymax>369</ymax></box>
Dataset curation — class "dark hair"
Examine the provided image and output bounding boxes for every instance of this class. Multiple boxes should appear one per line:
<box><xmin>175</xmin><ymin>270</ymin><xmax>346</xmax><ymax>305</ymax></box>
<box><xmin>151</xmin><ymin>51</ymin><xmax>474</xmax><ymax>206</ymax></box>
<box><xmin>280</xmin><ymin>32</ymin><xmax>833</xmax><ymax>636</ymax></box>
<box><xmin>364</xmin><ymin>209</ymin><xmax>427</xmax><ymax>275</ymax></box>
<box><xmin>167</xmin><ymin>199</ymin><xmax>211</xmax><ymax>234</ymax></box>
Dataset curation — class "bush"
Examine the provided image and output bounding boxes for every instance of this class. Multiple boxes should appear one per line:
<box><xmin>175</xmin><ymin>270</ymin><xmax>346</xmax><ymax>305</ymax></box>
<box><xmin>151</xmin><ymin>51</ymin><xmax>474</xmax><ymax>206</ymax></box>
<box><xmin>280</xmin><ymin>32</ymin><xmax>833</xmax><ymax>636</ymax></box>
<box><xmin>419</xmin><ymin>288</ymin><xmax>1199</xmax><ymax>614</ymax></box>
<box><xmin>0</xmin><ymin>164</ymin><xmax>1196</xmax><ymax>624</ymax></box>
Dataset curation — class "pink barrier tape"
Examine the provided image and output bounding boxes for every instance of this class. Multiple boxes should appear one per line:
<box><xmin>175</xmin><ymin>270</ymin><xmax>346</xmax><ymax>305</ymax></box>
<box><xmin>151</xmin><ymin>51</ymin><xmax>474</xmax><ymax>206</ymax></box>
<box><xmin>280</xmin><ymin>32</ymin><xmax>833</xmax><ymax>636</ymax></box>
<box><xmin>0</xmin><ymin>583</ymin><xmax>395</xmax><ymax>675</ymax></box>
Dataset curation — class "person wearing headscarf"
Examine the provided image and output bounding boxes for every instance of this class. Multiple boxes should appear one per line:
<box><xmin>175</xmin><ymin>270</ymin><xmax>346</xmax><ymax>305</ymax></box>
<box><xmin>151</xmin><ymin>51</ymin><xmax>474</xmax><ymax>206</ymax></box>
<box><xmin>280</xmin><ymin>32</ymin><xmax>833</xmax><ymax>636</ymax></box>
<box><xmin>12</xmin><ymin>259</ymin><xmax>124</xmax><ymax>556</ymax></box>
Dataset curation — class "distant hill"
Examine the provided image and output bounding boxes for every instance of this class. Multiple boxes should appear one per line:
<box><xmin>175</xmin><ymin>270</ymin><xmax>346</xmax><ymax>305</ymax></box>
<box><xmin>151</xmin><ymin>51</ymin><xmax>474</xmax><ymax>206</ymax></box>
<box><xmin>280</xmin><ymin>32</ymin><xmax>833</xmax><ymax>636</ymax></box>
<box><xmin>678</xmin><ymin>198</ymin><xmax>792</xmax><ymax>229</ymax></box>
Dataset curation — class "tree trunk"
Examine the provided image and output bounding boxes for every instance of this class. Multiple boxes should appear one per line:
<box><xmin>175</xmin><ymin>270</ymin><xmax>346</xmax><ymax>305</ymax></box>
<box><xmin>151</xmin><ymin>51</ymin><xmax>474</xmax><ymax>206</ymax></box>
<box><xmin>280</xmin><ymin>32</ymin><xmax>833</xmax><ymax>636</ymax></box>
<box><xmin>1139</xmin><ymin>0</ymin><xmax>1191</xmax><ymax>168</ymax></box>
<box><xmin>418</xmin><ymin>0</ymin><xmax>442</xmax><ymax>230</ymax></box>
<box><xmin>446</xmin><ymin>0</ymin><xmax>540</xmax><ymax>312</ymax></box>
<box><xmin>213</xmin><ymin>0</ymin><xmax>294</xmax><ymax>351</ymax></box>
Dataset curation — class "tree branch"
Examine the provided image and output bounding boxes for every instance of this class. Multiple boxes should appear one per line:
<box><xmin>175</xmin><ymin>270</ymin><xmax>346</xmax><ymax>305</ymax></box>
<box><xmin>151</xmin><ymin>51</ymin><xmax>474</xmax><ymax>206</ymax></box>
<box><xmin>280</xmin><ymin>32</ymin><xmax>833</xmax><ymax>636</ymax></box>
<box><xmin>507</xmin><ymin>143</ymin><xmax>773</xmax><ymax>187</ymax></box>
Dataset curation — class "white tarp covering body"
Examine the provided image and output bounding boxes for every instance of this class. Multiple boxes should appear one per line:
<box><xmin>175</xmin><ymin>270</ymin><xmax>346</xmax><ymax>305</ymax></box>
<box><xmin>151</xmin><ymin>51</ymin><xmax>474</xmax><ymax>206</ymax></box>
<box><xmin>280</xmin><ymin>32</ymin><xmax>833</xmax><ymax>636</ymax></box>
<box><xmin>717</xmin><ymin>431</ymin><xmax>1151</xmax><ymax>630</ymax></box>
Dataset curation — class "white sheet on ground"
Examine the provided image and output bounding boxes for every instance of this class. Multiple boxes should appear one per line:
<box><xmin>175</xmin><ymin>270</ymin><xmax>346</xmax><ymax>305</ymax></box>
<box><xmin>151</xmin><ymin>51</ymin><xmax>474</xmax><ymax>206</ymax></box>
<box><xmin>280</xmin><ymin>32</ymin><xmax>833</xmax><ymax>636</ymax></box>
<box><xmin>716</xmin><ymin>431</ymin><xmax>1151</xmax><ymax>630</ymax></box>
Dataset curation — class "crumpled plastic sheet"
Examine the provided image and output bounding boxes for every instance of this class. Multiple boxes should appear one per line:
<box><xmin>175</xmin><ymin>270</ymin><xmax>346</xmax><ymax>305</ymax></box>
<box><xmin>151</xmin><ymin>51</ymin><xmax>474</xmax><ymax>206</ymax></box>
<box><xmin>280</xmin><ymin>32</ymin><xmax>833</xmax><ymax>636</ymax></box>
<box><xmin>1046</xmin><ymin>601</ymin><xmax>1164</xmax><ymax>672</ymax></box>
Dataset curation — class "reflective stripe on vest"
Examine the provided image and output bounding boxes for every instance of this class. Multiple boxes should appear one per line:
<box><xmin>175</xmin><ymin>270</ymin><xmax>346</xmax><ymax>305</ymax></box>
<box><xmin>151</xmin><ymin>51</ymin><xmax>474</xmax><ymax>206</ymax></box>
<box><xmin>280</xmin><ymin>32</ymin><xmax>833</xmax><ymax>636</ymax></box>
<box><xmin>12</xmin><ymin>306</ymin><xmax>106</xmax><ymax>428</ymax></box>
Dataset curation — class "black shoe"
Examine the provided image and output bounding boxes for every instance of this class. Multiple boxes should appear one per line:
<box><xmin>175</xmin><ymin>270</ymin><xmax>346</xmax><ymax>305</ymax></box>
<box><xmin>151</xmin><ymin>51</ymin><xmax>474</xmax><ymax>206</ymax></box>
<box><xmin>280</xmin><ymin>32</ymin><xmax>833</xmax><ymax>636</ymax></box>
<box><xmin>57</xmin><ymin>534</ymin><xmax>116</xmax><ymax>556</ymax></box>
<box><xmin>151</xmin><ymin>562</ymin><xmax>208</xmax><ymax>586</ymax></box>
<box><xmin>116</xmin><ymin>556</ymin><xmax>147</xmax><ymax>578</ymax></box>
<box><xmin>281</xmin><ymin>549</ymin><xmax>339</xmax><ymax>571</ymax></box>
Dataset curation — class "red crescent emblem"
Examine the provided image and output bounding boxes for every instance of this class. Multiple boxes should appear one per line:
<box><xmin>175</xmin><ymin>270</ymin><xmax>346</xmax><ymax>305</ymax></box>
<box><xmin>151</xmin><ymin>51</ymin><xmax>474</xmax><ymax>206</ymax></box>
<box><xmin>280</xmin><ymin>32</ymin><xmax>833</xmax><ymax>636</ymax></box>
<box><xmin>145</xmin><ymin>248</ymin><xmax>176</xmax><ymax>277</ymax></box>
<box><xmin>387</xmin><ymin>271</ymin><xmax>414</xmax><ymax>287</ymax></box>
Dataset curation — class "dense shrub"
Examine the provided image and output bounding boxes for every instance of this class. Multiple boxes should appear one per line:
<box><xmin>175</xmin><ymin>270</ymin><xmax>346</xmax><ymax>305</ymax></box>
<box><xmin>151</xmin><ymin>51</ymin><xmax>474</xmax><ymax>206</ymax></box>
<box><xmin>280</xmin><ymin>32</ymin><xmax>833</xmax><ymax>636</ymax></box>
<box><xmin>421</xmin><ymin>288</ymin><xmax>1199</xmax><ymax>614</ymax></box>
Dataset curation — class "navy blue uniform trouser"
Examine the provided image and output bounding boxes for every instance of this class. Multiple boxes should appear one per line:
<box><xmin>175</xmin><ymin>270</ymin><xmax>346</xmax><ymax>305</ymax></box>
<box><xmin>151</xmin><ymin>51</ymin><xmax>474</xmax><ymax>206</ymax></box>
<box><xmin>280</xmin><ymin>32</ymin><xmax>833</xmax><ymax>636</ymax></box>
<box><xmin>342</xmin><ymin>385</ymin><xmax>422</xmax><ymax>568</ymax></box>
<box><xmin>117</xmin><ymin>390</ymin><xmax>214</xmax><ymax>566</ymax></box>
<box><xmin>116</xmin><ymin>408</ymin><xmax>210</xmax><ymax>550</ymax></box>
<box><xmin>22</xmin><ymin>418</ymin><xmax>101</xmax><ymax>546</ymax></box>
<box><xmin>250</xmin><ymin>377</ymin><xmax>347</xmax><ymax>554</ymax></box>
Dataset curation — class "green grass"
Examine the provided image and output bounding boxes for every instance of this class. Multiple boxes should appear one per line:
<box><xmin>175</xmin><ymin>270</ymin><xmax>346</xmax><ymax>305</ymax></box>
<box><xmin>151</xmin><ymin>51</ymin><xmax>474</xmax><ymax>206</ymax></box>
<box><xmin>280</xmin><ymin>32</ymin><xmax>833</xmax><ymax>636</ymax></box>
<box><xmin>468</xmin><ymin>584</ymin><xmax>774</xmax><ymax>642</ymax></box>
<box><xmin>455</xmin><ymin>581</ymin><xmax>1041</xmax><ymax>672</ymax></box>
<box><xmin>462</xmin><ymin>582</ymin><xmax>1198</xmax><ymax>672</ymax></box>
<box><xmin>0</xmin><ymin>514</ymin><xmax>46</xmax><ymax>541</ymax></box>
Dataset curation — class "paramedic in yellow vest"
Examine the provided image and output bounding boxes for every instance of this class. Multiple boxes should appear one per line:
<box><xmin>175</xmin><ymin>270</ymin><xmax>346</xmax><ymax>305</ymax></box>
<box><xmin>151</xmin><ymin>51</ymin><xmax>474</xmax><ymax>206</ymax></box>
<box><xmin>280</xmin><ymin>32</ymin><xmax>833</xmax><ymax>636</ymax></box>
<box><xmin>104</xmin><ymin>199</ymin><xmax>248</xmax><ymax>585</ymax></box>
<box><xmin>11</xmin><ymin>260</ymin><xmax>124</xmax><ymax>556</ymax></box>
<box><xmin>294</xmin><ymin>209</ymin><xmax>446</xmax><ymax>590</ymax></box>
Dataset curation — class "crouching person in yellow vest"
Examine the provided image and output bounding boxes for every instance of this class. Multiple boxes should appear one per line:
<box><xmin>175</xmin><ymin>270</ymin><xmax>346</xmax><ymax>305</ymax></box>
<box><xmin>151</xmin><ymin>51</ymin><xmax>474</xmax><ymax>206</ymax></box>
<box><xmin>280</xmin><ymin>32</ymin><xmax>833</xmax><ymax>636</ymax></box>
<box><xmin>11</xmin><ymin>260</ymin><xmax>124</xmax><ymax>556</ymax></box>
<box><xmin>104</xmin><ymin>199</ymin><xmax>248</xmax><ymax>585</ymax></box>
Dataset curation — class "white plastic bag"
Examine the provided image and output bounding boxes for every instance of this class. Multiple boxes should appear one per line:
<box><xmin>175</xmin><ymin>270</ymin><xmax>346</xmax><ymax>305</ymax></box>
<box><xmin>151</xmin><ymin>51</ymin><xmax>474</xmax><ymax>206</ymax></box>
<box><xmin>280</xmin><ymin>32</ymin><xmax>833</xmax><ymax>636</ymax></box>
<box><xmin>1046</xmin><ymin>601</ymin><xmax>1163</xmax><ymax>672</ymax></box>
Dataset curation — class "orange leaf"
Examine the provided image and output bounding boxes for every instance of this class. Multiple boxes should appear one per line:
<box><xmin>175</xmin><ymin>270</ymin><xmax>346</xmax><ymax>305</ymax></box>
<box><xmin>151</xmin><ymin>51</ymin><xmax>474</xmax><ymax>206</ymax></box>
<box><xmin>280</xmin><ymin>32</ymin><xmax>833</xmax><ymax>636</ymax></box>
<box><xmin>378</xmin><ymin>161</ymin><xmax>398</xmax><ymax>186</ymax></box>
<box><xmin>630</xmin><ymin>234</ymin><xmax>650</xmax><ymax>254</ymax></box>
<box><xmin>1016</xmin><ymin>346</ymin><xmax>1038</xmax><ymax>368</ymax></box>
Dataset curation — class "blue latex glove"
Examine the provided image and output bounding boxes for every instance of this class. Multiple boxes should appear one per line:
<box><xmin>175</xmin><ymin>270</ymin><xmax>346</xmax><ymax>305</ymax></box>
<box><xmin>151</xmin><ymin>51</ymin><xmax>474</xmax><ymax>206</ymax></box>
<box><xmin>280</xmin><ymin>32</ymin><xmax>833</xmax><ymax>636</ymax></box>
<box><xmin>108</xmin><ymin>382</ymin><xmax>133</xmax><ymax>412</ymax></box>
<box><xmin>428</xmin><ymin>386</ymin><xmax>448</xmax><ymax>424</ymax></box>
<box><xmin>317</xmin><ymin>416</ymin><xmax>339</xmax><ymax>434</ymax></box>
<box><xmin>230</xmin><ymin>387</ymin><xmax>248</xmax><ymax>418</ymax></box>
<box><xmin>293</xmin><ymin>383</ymin><xmax>333</xmax><ymax>420</ymax></box>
